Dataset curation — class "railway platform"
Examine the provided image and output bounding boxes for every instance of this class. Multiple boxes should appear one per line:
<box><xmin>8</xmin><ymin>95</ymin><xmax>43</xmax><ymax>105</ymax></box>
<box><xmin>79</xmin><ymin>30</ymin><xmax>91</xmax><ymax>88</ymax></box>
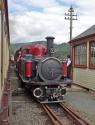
<box><xmin>65</xmin><ymin>87</ymin><xmax>95</xmax><ymax>125</ymax></box>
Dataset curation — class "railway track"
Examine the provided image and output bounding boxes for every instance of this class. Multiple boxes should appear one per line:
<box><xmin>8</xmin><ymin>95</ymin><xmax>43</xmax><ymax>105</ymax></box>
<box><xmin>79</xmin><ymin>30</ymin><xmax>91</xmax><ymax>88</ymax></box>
<box><xmin>42</xmin><ymin>103</ymin><xmax>91</xmax><ymax>125</ymax></box>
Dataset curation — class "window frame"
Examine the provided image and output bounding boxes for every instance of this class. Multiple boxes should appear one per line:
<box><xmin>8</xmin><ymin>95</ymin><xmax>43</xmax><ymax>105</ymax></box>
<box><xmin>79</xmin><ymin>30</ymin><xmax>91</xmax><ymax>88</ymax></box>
<box><xmin>74</xmin><ymin>43</ymin><xmax>87</xmax><ymax>68</ymax></box>
<box><xmin>89</xmin><ymin>41</ymin><xmax>95</xmax><ymax>69</ymax></box>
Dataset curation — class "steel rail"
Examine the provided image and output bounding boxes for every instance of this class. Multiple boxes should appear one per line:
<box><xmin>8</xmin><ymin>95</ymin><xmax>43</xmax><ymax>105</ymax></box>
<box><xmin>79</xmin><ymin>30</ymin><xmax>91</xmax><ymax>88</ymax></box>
<box><xmin>42</xmin><ymin>104</ymin><xmax>64</xmax><ymax>125</ymax></box>
<box><xmin>59</xmin><ymin>103</ymin><xmax>90</xmax><ymax>125</ymax></box>
<box><xmin>42</xmin><ymin>103</ymin><xmax>91</xmax><ymax>125</ymax></box>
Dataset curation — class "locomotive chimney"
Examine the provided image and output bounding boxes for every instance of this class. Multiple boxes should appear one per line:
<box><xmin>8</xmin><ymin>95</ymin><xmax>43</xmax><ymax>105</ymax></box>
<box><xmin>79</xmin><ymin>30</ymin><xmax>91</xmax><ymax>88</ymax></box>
<box><xmin>46</xmin><ymin>36</ymin><xmax>55</xmax><ymax>56</ymax></box>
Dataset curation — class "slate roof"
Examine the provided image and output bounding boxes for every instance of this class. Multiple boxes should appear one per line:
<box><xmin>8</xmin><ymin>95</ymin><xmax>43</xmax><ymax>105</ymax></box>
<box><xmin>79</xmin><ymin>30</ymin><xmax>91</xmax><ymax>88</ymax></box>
<box><xmin>72</xmin><ymin>25</ymin><xmax>95</xmax><ymax>41</ymax></box>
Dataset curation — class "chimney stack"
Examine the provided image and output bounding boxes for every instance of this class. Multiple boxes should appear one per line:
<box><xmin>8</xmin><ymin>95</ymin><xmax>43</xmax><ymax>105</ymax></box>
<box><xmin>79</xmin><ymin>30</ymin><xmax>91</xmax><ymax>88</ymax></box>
<box><xmin>45</xmin><ymin>36</ymin><xmax>55</xmax><ymax>56</ymax></box>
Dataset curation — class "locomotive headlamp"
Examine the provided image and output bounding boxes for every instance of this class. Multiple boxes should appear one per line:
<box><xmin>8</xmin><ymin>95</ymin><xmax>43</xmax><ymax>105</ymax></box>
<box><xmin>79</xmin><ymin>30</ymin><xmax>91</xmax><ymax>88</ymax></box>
<box><xmin>60</xmin><ymin>88</ymin><xmax>66</xmax><ymax>96</ymax></box>
<box><xmin>33</xmin><ymin>88</ymin><xmax>43</xmax><ymax>98</ymax></box>
<box><xmin>45</xmin><ymin>86</ymin><xmax>47</xmax><ymax>89</ymax></box>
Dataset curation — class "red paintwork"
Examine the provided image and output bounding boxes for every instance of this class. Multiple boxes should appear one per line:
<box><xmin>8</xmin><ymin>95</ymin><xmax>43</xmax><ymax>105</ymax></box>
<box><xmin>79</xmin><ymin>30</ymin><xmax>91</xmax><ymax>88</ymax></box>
<box><xmin>33</xmin><ymin>44</ymin><xmax>46</xmax><ymax>58</ymax></box>
<box><xmin>17</xmin><ymin>44</ymin><xmax>46</xmax><ymax>79</ymax></box>
<box><xmin>26</xmin><ymin>61</ymin><xmax>32</xmax><ymax>77</ymax></box>
<box><xmin>63</xmin><ymin>63</ymin><xmax>67</xmax><ymax>77</ymax></box>
<box><xmin>19</xmin><ymin>44</ymin><xmax>46</xmax><ymax>59</ymax></box>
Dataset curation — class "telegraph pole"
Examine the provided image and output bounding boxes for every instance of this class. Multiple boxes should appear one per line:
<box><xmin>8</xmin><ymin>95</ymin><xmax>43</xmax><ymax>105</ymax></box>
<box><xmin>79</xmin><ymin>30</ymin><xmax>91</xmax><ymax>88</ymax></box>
<box><xmin>65</xmin><ymin>6</ymin><xmax>77</xmax><ymax>41</ymax></box>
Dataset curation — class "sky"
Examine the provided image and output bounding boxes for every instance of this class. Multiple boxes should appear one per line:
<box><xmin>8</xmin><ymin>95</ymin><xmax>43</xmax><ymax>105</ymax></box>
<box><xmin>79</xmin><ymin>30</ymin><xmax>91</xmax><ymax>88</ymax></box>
<box><xmin>8</xmin><ymin>0</ymin><xmax>95</xmax><ymax>44</ymax></box>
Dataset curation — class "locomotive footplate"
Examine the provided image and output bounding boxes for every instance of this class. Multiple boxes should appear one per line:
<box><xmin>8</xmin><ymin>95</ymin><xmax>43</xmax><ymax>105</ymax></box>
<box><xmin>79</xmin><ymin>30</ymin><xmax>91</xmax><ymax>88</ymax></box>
<box><xmin>20</xmin><ymin>75</ymin><xmax>72</xmax><ymax>86</ymax></box>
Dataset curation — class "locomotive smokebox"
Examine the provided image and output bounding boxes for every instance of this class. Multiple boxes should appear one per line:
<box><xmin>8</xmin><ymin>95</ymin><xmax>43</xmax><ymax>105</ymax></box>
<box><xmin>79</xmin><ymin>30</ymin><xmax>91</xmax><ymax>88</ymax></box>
<box><xmin>46</xmin><ymin>36</ymin><xmax>55</xmax><ymax>56</ymax></box>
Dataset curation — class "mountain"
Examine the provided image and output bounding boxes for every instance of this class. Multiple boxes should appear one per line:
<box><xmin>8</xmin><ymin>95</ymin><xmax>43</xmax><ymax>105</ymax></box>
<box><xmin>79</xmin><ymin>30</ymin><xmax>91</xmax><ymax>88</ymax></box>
<box><xmin>10</xmin><ymin>41</ymin><xmax>70</xmax><ymax>59</ymax></box>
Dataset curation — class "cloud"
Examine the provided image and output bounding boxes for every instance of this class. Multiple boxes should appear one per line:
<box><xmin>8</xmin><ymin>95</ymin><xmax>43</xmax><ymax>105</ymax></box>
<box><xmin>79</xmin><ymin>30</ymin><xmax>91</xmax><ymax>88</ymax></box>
<box><xmin>24</xmin><ymin>0</ymin><xmax>58</xmax><ymax>8</ymax></box>
<box><xmin>9</xmin><ymin>10</ymin><xmax>69</xmax><ymax>43</ymax></box>
<box><xmin>9</xmin><ymin>0</ymin><xmax>95</xmax><ymax>44</ymax></box>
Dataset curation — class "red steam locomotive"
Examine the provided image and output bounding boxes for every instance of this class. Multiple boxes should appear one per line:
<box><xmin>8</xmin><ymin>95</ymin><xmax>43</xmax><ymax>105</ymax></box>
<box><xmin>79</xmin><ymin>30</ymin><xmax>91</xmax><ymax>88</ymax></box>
<box><xmin>15</xmin><ymin>36</ymin><xmax>71</xmax><ymax>103</ymax></box>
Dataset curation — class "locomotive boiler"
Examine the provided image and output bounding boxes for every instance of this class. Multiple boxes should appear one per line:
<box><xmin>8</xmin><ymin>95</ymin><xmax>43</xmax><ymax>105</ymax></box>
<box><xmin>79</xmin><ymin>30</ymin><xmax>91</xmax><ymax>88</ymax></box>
<box><xmin>15</xmin><ymin>36</ymin><xmax>71</xmax><ymax>103</ymax></box>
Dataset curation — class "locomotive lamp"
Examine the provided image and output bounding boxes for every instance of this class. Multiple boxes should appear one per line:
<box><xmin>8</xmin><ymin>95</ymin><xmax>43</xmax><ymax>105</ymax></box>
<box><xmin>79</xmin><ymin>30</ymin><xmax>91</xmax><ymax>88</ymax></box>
<box><xmin>33</xmin><ymin>88</ymin><xmax>43</xmax><ymax>98</ymax></box>
<box><xmin>60</xmin><ymin>88</ymin><xmax>66</xmax><ymax>96</ymax></box>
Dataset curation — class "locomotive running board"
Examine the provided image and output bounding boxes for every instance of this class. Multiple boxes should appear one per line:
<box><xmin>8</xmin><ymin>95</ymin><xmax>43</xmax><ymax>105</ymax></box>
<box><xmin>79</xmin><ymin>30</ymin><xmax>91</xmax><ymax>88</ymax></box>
<box><xmin>19</xmin><ymin>74</ymin><xmax>72</xmax><ymax>86</ymax></box>
<box><xmin>40</xmin><ymin>100</ymin><xmax>65</xmax><ymax>103</ymax></box>
<box><xmin>38</xmin><ymin>99</ymin><xmax>65</xmax><ymax>103</ymax></box>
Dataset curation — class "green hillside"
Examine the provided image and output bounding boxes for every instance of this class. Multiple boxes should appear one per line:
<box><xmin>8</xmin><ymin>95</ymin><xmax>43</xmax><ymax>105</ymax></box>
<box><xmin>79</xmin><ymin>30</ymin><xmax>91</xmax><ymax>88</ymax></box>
<box><xmin>55</xmin><ymin>43</ymin><xmax>70</xmax><ymax>58</ymax></box>
<box><xmin>10</xmin><ymin>41</ymin><xmax>46</xmax><ymax>54</ymax></box>
<box><xmin>10</xmin><ymin>41</ymin><xmax>70</xmax><ymax>59</ymax></box>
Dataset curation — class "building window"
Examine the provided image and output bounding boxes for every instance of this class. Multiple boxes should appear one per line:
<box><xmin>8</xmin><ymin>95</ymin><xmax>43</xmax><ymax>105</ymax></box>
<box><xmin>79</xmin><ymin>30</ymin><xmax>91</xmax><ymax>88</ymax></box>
<box><xmin>89</xmin><ymin>41</ymin><xmax>95</xmax><ymax>68</ymax></box>
<box><xmin>74</xmin><ymin>43</ymin><xmax>87</xmax><ymax>67</ymax></box>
